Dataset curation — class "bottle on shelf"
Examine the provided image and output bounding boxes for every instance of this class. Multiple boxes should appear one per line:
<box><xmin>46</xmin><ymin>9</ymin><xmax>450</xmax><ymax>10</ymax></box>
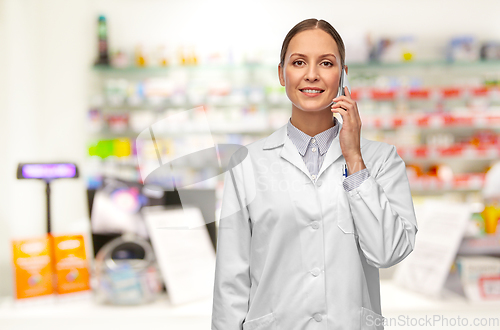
<box><xmin>135</xmin><ymin>44</ymin><xmax>147</xmax><ymax>67</ymax></box>
<box><xmin>95</xmin><ymin>15</ymin><xmax>110</xmax><ymax>66</ymax></box>
<box><xmin>158</xmin><ymin>45</ymin><xmax>169</xmax><ymax>67</ymax></box>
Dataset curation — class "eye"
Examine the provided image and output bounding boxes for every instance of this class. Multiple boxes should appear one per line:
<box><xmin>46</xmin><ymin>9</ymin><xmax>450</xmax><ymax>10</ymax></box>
<box><xmin>293</xmin><ymin>60</ymin><xmax>305</xmax><ymax>66</ymax></box>
<box><xmin>321</xmin><ymin>61</ymin><xmax>333</xmax><ymax>67</ymax></box>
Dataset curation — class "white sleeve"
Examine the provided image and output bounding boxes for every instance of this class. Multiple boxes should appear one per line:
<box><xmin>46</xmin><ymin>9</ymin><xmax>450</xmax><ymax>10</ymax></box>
<box><xmin>345</xmin><ymin>145</ymin><xmax>418</xmax><ymax>268</ymax></box>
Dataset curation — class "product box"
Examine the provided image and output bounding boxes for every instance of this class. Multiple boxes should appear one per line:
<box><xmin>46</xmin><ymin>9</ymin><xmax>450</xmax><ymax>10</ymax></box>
<box><xmin>456</xmin><ymin>256</ymin><xmax>500</xmax><ymax>301</ymax></box>
<box><xmin>12</xmin><ymin>236</ymin><xmax>54</xmax><ymax>299</ymax></box>
<box><xmin>12</xmin><ymin>234</ymin><xmax>91</xmax><ymax>299</ymax></box>
<box><xmin>53</xmin><ymin>234</ymin><xmax>91</xmax><ymax>295</ymax></box>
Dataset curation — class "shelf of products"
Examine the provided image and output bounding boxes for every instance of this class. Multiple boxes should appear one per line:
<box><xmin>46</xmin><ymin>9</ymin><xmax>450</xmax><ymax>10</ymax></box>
<box><xmin>86</xmin><ymin>60</ymin><xmax>500</xmax><ymax>200</ymax></box>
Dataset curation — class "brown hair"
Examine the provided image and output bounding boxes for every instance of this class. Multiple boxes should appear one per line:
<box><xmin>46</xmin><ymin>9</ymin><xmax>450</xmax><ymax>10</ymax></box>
<box><xmin>279</xmin><ymin>18</ymin><xmax>345</xmax><ymax>69</ymax></box>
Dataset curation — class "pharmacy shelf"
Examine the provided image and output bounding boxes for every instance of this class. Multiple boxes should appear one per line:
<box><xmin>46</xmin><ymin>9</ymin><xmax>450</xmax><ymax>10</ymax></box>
<box><xmin>458</xmin><ymin>234</ymin><xmax>500</xmax><ymax>256</ymax></box>
<box><xmin>93</xmin><ymin>88</ymin><xmax>500</xmax><ymax>110</ymax></box>
<box><xmin>353</xmin><ymin>86</ymin><xmax>500</xmax><ymax>101</ymax></box>
<box><xmin>347</xmin><ymin>59</ymin><xmax>500</xmax><ymax>70</ymax></box>
<box><xmin>409</xmin><ymin>173</ymin><xmax>485</xmax><ymax>193</ymax></box>
<box><xmin>362</xmin><ymin>112</ymin><xmax>500</xmax><ymax>130</ymax></box>
<box><xmin>398</xmin><ymin>144</ymin><xmax>500</xmax><ymax>161</ymax></box>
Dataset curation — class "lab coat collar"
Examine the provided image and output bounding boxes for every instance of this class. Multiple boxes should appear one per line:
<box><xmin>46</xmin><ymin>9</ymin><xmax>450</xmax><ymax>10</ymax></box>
<box><xmin>263</xmin><ymin>118</ymin><xmax>367</xmax><ymax>180</ymax></box>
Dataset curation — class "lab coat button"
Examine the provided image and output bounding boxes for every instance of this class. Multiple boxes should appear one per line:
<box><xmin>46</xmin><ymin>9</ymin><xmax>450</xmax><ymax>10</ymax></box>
<box><xmin>313</xmin><ymin>313</ymin><xmax>323</xmax><ymax>322</ymax></box>
<box><xmin>311</xmin><ymin>221</ymin><xmax>320</xmax><ymax>229</ymax></box>
<box><xmin>311</xmin><ymin>267</ymin><xmax>321</xmax><ymax>276</ymax></box>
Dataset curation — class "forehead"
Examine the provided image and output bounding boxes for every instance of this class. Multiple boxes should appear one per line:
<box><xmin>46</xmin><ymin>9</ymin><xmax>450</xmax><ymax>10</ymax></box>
<box><xmin>286</xmin><ymin>29</ymin><xmax>339</xmax><ymax>58</ymax></box>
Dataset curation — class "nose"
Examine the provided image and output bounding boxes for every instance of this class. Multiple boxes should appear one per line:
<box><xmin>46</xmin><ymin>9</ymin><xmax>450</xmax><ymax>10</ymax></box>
<box><xmin>305</xmin><ymin>65</ymin><xmax>319</xmax><ymax>82</ymax></box>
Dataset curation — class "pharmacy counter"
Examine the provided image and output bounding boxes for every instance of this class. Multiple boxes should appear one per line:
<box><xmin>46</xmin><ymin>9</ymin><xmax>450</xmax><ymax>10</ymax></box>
<box><xmin>1</xmin><ymin>280</ymin><xmax>499</xmax><ymax>330</ymax></box>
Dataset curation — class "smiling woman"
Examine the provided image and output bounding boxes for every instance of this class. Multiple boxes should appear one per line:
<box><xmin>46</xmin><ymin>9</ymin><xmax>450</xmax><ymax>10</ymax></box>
<box><xmin>212</xmin><ymin>18</ymin><xmax>418</xmax><ymax>330</ymax></box>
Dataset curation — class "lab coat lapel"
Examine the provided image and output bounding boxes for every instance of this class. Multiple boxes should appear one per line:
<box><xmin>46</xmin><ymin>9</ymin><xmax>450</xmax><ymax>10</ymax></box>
<box><xmin>262</xmin><ymin>123</ymin><xmax>310</xmax><ymax>179</ymax></box>
<box><xmin>280</xmin><ymin>135</ymin><xmax>311</xmax><ymax>179</ymax></box>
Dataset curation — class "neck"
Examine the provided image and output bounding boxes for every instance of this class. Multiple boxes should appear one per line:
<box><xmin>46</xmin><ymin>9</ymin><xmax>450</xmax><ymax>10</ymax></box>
<box><xmin>290</xmin><ymin>106</ymin><xmax>336</xmax><ymax>136</ymax></box>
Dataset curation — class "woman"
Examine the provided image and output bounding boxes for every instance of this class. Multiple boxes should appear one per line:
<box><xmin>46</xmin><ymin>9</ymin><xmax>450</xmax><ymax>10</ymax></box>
<box><xmin>212</xmin><ymin>18</ymin><xmax>418</xmax><ymax>330</ymax></box>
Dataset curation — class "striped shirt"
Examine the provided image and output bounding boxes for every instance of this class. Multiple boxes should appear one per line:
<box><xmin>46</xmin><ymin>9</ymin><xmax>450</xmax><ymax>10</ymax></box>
<box><xmin>286</xmin><ymin>116</ymin><xmax>370</xmax><ymax>191</ymax></box>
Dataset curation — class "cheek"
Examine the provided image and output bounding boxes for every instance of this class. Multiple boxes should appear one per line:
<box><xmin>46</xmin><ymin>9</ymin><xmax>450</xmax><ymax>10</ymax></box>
<box><xmin>326</xmin><ymin>75</ymin><xmax>339</xmax><ymax>90</ymax></box>
<box><xmin>285</xmin><ymin>69</ymin><xmax>300</xmax><ymax>87</ymax></box>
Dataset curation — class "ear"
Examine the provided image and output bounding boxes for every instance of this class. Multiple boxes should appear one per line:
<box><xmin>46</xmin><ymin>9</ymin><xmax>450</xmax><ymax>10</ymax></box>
<box><xmin>278</xmin><ymin>64</ymin><xmax>285</xmax><ymax>87</ymax></box>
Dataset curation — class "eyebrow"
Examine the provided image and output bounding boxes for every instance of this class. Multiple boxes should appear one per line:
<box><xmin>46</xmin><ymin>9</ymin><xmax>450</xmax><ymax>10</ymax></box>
<box><xmin>290</xmin><ymin>53</ymin><xmax>337</xmax><ymax>59</ymax></box>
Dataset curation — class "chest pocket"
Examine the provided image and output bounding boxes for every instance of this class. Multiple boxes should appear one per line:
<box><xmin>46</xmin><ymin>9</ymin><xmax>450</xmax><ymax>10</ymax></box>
<box><xmin>242</xmin><ymin>312</ymin><xmax>276</xmax><ymax>330</ymax></box>
<box><xmin>337</xmin><ymin>188</ymin><xmax>357</xmax><ymax>236</ymax></box>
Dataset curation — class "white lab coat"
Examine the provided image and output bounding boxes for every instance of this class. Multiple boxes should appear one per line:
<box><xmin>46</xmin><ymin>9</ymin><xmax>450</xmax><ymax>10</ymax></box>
<box><xmin>212</xmin><ymin>119</ymin><xmax>418</xmax><ymax>330</ymax></box>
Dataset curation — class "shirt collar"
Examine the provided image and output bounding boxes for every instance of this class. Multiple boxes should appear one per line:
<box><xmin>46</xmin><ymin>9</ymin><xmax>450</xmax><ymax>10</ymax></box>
<box><xmin>286</xmin><ymin>116</ymin><xmax>339</xmax><ymax>156</ymax></box>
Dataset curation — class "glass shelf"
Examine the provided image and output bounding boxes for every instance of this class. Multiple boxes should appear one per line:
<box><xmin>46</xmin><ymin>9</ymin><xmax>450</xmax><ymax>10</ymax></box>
<box><xmin>347</xmin><ymin>59</ymin><xmax>500</xmax><ymax>70</ymax></box>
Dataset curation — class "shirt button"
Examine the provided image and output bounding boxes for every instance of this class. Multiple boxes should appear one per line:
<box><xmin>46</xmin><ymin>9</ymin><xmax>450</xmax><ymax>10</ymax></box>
<box><xmin>311</xmin><ymin>138</ymin><xmax>316</xmax><ymax>143</ymax></box>
<box><xmin>311</xmin><ymin>147</ymin><xmax>317</xmax><ymax>152</ymax></box>
<box><xmin>311</xmin><ymin>267</ymin><xmax>321</xmax><ymax>277</ymax></box>
<box><xmin>316</xmin><ymin>180</ymin><xmax>322</xmax><ymax>187</ymax></box>
<box><xmin>313</xmin><ymin>313</ymin><xmax>323</xmax><ymax>322</ymax></box>
<box><xmin>311</xmin><ymin>221</ymin><xmax>319</xmax><ymax>229</ymax></box>
<box><xmin>311</xmin><ymin>174</ymin><xmax>316</xmax><ymax>180</ymax></box>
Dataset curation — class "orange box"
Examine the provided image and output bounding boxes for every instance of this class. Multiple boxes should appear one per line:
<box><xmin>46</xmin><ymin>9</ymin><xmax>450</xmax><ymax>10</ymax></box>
<box><xmin>12</xmin><ymin>236</ymin><xmax>54</xmax><ymax>299</ymax></box>
<box><xmin>53</xmin><ymin>234</ymin><xmax>90</xmax><ymax>294</ymax></box>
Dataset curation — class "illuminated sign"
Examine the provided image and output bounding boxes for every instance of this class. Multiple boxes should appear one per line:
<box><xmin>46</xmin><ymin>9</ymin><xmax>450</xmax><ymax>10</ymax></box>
<box><xmin>17</xmin><ymin>163</ymin><xmax>78</xmax><ymax>180</ymax></box>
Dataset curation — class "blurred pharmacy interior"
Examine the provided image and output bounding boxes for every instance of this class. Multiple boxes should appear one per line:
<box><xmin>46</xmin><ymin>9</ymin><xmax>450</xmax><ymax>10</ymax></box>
<box><xmin>1</xmin><ymin>0</ymin><xmax>500</xmax><ymax>329</ymax></box>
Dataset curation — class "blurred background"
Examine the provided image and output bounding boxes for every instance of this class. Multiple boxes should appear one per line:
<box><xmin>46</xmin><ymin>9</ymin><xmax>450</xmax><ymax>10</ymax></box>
<box><xmin>1</xmin><ymin>0</ymin><xmax>500</xmax><ymax>329</ymax></box>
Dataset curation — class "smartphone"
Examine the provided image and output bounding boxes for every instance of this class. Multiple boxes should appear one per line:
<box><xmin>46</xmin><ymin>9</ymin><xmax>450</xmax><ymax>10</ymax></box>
<box><xmin>336</xmin><ymin>67</ymin><xmax>350</xmax><ymax>98</ymax></box>
<box><xmin>332</xmin><ymin>67</ymin><xmax>351</xmax><ymax>123</ymax></box>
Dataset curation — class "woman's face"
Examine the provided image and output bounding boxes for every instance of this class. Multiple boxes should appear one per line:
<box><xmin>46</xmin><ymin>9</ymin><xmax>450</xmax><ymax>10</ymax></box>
<box><xmin>279</xmin><ymin>29</ymin><xmax>342</xmax><ymax>114</ymax></box>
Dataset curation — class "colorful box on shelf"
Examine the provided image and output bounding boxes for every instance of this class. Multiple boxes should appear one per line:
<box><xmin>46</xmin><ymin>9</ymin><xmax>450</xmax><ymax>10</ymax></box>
<box><xmin>88</xmin><ymin>138</ymin><xmax>133</xmax><ymax>159</ymax></box>
<box><xmin>12</xmin><ymin>234</ymin><xmax>91</xmax><ymax>299</ymax></box>
<box><xmin>440</xmin><ymin>87</ymin><xmax>463</xmax><ymax>98</ymax></box>
<box><xmin>369</xmin><ymin>88</ymin><xmax>397</xmax><ymax>100</ymax></box>
<box><xmin>471</xmin><ymin>86</ymin><xmax>491</xmax><ymax>96</ymax></box>
<box><xmin>407</xmin><ymin>88</ymin><xmax>431</xmax><ymax>99</ymax></box>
